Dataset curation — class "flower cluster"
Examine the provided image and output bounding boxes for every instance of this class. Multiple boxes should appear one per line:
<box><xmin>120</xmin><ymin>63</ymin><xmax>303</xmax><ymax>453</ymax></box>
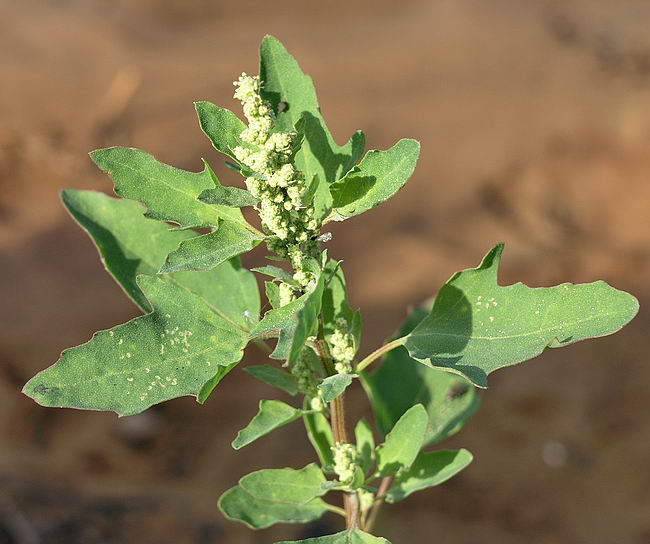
<box><xmin>329</xmin><ymin>318</ymin><xmax>356</xmax><ymax>374</ymax></box>
<box><xmin>232</xmin><ymin>73</ymin><xmax>321</xmax><ymax>296</ymax></box>
<box><xmin>332</xmin><ymin>442</ymin><xmax>358</xmax><ymax>486</ymax></box>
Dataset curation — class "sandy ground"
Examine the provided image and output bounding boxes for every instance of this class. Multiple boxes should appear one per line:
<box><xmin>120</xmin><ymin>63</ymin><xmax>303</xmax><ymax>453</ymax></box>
<box><xmin>1</xmin><ymin>0</ymin><xmax>650</xmax><ymax>542</ymax></box>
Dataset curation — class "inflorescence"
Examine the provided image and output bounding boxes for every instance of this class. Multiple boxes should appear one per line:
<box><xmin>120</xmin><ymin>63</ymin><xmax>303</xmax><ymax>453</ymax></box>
<box><xmin>233</xmin><ymin>73</ymin><xmax>321</xmax><ymax>300</ymax></box>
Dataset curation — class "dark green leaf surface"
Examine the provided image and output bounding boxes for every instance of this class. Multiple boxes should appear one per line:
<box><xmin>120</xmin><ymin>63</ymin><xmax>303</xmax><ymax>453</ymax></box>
<box><xmin>232</xmin><ymin>399</ymin><xmax>303</xmax><ymax>449</ymax></box>
<box><xmin>239</xmin><ymin>464</ymin><xmax>327</xmax><ymax>504</ymax></box>
<box><xmin>354</xmin><ymin>419</ymin><xmax>375</xmax><ymax>475</ymax></box>
<box><xmin>61</xmin><ymin>190</ymin><xmax>260</xmax><ymax>329</ymax></box>
<box><xmin>159</xmin><ymin>221</ymin><xmax>264</xmax><ymax>273</ymax></box>
<box><xmin>318</xmin><ymin>374</ymin><xmax>355</xmax><ymax>403</ymax></box>
<box><xmin>386</xmin><ymin>449</ymin><xmax>473</xmax><ymax>503</ymax></box>
<box><xmin>90</xmin><ymin>147</ymin><xmax>246</xmax><ymax>228</ymax></box>
<box><xmin>23</xmin><ymin>276</ymin><xmax>248</xmax><ymax>416</ymax></box>
<box><xmin>362</xmin><ymin>307</ymin><xmax>479</xmax><ymax>446</ymax></box>
<box><xmin>195</xmin><ymin>101</ymin><xmax>249</xmax><ymax>162</ymax></box>
<box><xmin>375</xmin><ymin>404</ymin><xmax>427</xmax><ymax>477</ymax></box>
<box><xmin>259</xmin><ymin>36</ymin><xmax>364</xmax><ymax>184</ymax></box>
<box><xmin>405</xmin><ymin>244</ymin><xmax>640</xmax><ymax>387</ymax></box>
<box><xmin>276</xmin><ymin>530</ymin><xmax>391</xmax><ymax>544</ymax></box>
<box><xmin>303</xmin><ymin>410</ymin><xmax>334</xmax><ymax>471</ymax></box>
<box><xmin>329</xmin><ymin>139</ymin><xmax>420</xmax><ymax>221</ymax></box>
<box><xmin>198</xmin><ymin>186</ymin><xmax>259</xmax><ymax>207</ymax></box>
<box><xmin>219</xmin><ymin>487</ymin><xmax>328</xmax><ymax>530</ymax></box>
<box><xmin>245</xmin><ymin>365</ymin><xmax>298</xmax><ymax>395</ymax></box>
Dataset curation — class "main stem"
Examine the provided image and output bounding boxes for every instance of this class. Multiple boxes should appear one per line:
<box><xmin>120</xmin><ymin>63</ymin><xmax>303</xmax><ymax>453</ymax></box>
<box><xmin>316</xmin><ymin>328</ymin><xmax>361</xmax><ymax>530</ymax></box>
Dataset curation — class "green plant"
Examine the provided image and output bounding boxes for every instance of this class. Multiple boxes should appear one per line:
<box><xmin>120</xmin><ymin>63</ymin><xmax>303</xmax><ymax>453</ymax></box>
<box><xmin>23</xmin><ymin>36</ymin><xmax>638</xmax><ymax>543</ymax></box>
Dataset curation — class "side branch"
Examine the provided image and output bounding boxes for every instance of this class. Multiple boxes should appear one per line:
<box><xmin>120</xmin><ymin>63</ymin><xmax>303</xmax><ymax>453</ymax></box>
<box><xmin>355</xmin><ymin>337</ymin><xmax>406</xmax><ymax>373</ymax></box>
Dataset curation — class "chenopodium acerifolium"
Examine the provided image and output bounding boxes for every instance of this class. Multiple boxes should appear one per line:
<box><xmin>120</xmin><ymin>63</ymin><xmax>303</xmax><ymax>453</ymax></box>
<box><xmin>23</xmin><ymin>35</ymin><xmax>638</xmax><ymax>543</ymax></box>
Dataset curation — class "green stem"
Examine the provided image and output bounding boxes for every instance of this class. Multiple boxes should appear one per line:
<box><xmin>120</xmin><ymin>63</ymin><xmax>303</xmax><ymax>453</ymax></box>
<box><xmin>355</xmin><ymin>337</ymin><xmax>407</xmax><ymax>373</ymax></box>
<box><xmin>364</xmin><ymin>476</ymin><xmax>393</xmax><ymax>533</ymax></box>
<box><xmin>324</xmin><ymin>503</ymin><xmax>347</xmax><ymax>517</ymax></box>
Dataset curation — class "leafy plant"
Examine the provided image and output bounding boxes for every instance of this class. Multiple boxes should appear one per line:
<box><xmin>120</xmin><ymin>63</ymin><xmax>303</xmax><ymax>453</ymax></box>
<box><xmin>23</xmin><ymin>36</ymin><xmax>639</xmax><ymax>542</ymax></box>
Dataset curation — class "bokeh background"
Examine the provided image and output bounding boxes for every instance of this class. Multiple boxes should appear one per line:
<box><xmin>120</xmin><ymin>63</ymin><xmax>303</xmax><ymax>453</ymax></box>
<box><xmin>2</xmin><ymin>1</ymin><xmax>650</xmax><ymax>542</ymax></box>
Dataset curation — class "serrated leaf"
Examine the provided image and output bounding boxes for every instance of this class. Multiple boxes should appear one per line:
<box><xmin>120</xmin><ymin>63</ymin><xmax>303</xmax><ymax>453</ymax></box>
<box><xmin>318</xmin><ymin>374</ymin><xmax>356</xmax><ymax>403</ymax></box>
<box><xmin>253</xmin><ymin>265</ymin><xmax>296</xmax><ymax>284</ymax></box>
<box><xmin>239</xmin><ymin>463</ymin><xmax>327</xmax><ymax>504</ymax></box>
<box><xmin>90</xmin><ymin>147</ymin><xmax>248</xmax><ymax>228</ymax></box>
<box><xmin>276</xmin><ymin>529</ymin><xmax>391</xmax><ymax>544</ymax></box>
<box><xmin>404</xmin><ymin>244</ymin><xmax>640</xmax><ymax>388</ymax></box>
<box><xmin>159</xmin><ymin>220</ymin><xmax>264</xmax><ymax>273</ymax></box>
<box><xmin>362</xmin><ymin>307</ymin><xmax>480</xmax><ymax>446</ymax></box>
<box><xmin>61</xmin><ymin>190</ymin><xmax>260</xmax><ymax>330</ymax></box>
<box><xmin>303</xmin><ymin>409</ymin><xmax>334</xmax><ymax>471</ymax></box>
<box><xmin>375</xmin><ymin>404</ymin><xmax>427</xmax><ymax>477</ymax></box>
<box><xmin>198</xmin><ymin>186</ymin><xmax>259</xmax><ymax>207</ymax></box>
<box><xmin>245</xmin><ymin>365</ymin><xmax>298</xmax><ymax>395</ymax></box>
<box><xmin>259</xmin><ymin>35</ymin><xmax>365</xmax><ymax>184</ymax></box>
<box><xmin>219</xmin><ymin>486</ymin><xmax>328</xmax><ymax>530</ymax></box>
<box><xmin>354</xmin><ymin>419</ymin><xmax>375</xmax><ymax>475</ymax></box>
<box><xmin>328</xmin><ymin>139</ymin><xmax>420</xmax><ymax>221</ymax></box>
<box><xmin>195</xmin><ymin>101</ymin><xmax>249</xmax><ymax>162</ymax></box>
<box><xmin>232</xmin><ymin>399</ymin><xmax>303</xmax><ymax>449</ymax></box>
<box><xmin>23</xmin><ymin>275</ymin><xmax>248</xmax><ymax>416</ymax></box>
<box><xmin>386</xmin><ymin>449</ymin><xmax>473</xmax><ymax>503</ymax></box>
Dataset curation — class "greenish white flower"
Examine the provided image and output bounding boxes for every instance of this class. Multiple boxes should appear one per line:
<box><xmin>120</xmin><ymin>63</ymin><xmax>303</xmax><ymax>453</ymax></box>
<box><xmin>332</xmin><ymin>442</ymin><xmax>357</xmax><ymax>485</ymax></box>
<box><xmin>330</xmin><ymin>318</ymin><xmax>356</xmax><ymax>374</ymax></box>
<box><xmin>358</xmin><ymin>488</ymin><xmax>375</xmax><ymax>513</ymax></box>
<box><xmin>232</xmin><ymin>73</ymin><xmax>321</xmax><ymax>288</ymax></box>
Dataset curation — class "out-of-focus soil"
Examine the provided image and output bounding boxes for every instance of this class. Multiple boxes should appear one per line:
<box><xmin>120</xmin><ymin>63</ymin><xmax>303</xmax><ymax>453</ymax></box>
<box><xmin>1</xmin><ymin>1</ymin><xmax>650</xmax><ymax>542</ymax></box>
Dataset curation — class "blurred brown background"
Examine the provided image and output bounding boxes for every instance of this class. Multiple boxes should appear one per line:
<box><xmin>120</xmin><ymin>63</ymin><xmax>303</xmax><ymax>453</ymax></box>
<box><xmin>1</xmin><ymin>0</ymin><xmax>650</xmax><ymax>542</ymax></box>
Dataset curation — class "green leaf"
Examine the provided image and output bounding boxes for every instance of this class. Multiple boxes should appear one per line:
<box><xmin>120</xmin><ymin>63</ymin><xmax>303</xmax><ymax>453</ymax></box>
<box><xmin>90</xmin><ymin>147</ymin><xmax>248</xmax><ymax>228</ymax></box>
<box><xmin>276</xmin><ymin>529</ymin><xmax>391</xmax><ymax>544</ymax></box>
<box><xmin>362</xmin><ymin>307</ymin><xmax>480</xmax><ymax>447</ymax></box>
<box><xmin>404</xmin><ymin>244</ymin><xmax>640</xmax><ymax>388</ymax></box>
<box><xmin>259</xmin><ymin>35</ymin><xmax>365</xmax><ymax>184</ymax></box>
<box><xmin>232</xmin><ymin>399</ymin><xmax>303</xmax><ymax>449</ymax></box>
<box><xmin>219</xmin><ymin>487</ymin><xmax>328</xmax><ymax>530</ymax></box>
<box><xmin>375</xmin><ymin>404</ymin><xmax>427</xmax><ymax>477</ymax></box>
<box><xmin>303</xmin><ymin>409</ymin><xmax>334</xmax><ymax>471</ymax></box>
<box><xmin>321</xmin><ymin>260</ymin><xmax>361</xmax><ymax>348</ymax></box>
<box><xmin>328</xmin><ymin>139</ymin><xmax>420</xmax><ymax>221</ymax></box>
<box><xmin>318</xmin><ymin>374</ymin><xmax>356</xmax><ymax>403</ymax></box>
<box><xmin>198</xmin><ymin>186</ymin><xmax>259</xmax><ymax>207</ymax></box>
<box><xmin>239</xmin><ymin>463</ymin><xmax>327</xmax><ymax>504</ymax></box>
<box><xmin>252</xmin><ymin>265</ymin><xmax>296</xmax><ymax>284</ymax></box>
<box><xmin>195</xmin><ymin>101</ymin><xmax>249</xmax><ymax>162</ymax></box>
<box><xmin>245</xmin><ymin>365</ymin><xmax>298</xmax><ymax>395</ymax></box>
<box><xmin>265</xmin><ymin>281</ymin><xmax>282</xmax><ymax>309</ymax></box>
<box><xmin>61</xmin><ymin>190</ymin><xmax>260</xmax><ymax>330</ymax></box>
<box><xmin>159</xmin><ymin>221</ymin><xmax>264</xmax><ymax>273</ymax></box>
<box><xmin>354</xmin><ymin>419</ymin><xmax>375</xmax><ymax>475</ymax></box>
<box><xmin>386</xmin><ymin>449</ymin><xmax>473</xmax><ymax>503</ymax></box>
<box><xmin>251</xmin><ymin>270</ymin><xmax>326</xmax><ymax>363</ymax></box>
<box><xmin>23</xmin><ymin>275</ymin><xmax>248</xmax><ymax>416</ymax></box>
